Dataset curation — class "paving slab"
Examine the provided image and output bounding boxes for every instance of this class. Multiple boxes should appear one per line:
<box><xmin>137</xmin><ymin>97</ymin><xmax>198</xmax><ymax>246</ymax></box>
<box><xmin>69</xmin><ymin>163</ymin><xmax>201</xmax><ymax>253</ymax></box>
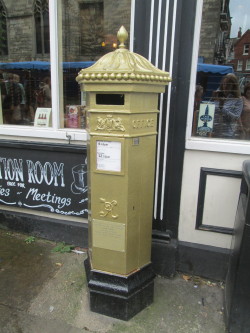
<box><xmin>0</xmin><ymin>229</ymin><xmax>226</xmax><ymax>333</ymax></box>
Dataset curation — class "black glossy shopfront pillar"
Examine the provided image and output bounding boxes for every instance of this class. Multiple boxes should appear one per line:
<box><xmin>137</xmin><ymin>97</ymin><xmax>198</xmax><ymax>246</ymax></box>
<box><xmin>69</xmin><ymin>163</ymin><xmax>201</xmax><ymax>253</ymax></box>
<box><xmin>224</xmin><ymin>160</ymin><xmax>250</xmax><ymax>333</ymax></box>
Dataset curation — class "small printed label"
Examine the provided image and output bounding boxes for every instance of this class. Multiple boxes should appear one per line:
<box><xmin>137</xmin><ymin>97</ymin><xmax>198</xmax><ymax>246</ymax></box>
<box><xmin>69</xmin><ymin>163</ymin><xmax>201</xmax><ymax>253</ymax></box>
<box><xmin>96</xmin><ymin>140</ymin><xmax>121</xmax><ymax>172</ymax></box>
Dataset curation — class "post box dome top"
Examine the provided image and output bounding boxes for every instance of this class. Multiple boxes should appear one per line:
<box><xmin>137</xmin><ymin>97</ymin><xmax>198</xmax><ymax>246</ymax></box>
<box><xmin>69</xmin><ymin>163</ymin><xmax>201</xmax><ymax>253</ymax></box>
<box><xmin>76</xmin><ymin>26</ymin><xmax>171</xmax><ymax>86</ymax></box>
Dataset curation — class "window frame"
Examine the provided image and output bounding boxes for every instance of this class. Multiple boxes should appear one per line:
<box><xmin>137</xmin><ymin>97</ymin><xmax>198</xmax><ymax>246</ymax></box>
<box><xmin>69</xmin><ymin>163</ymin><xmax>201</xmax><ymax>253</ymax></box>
<box><xmin>34</xmin><ymin>0</ymin><xmax>50</xmax><ymax>55</ymax></box>
<box><xmin>243</xmin><ymin>43</ymin><xmax>249</xmax><ymax>55</ymax></box>
<box><xmin>246</xmin><ymin>59</ymin><xmax>250</xmax><ymax>71</ymax></box>
<box><xmin>237</xmin><ymin>59</ymin><xmax>243</xmax><ymax>71</ymax></box>
<box><xmin>185</xmin><ymin>0</ymin><xmax>250</xmax><ymax>156</ymax></box>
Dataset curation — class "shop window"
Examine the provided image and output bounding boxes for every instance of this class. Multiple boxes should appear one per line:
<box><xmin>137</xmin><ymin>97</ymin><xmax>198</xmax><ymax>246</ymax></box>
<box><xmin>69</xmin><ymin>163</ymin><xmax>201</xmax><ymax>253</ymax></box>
<box><xmin>34</xmin><ymin>0</ymin><xmax>50</xmax><ymax>55</ymax></box>
<box><xmin>0</xmin><ymin>0</ymin><xmax>131</xmax><ymax>140</ymax></box>
<box><xmin>191</xmin><ymin>0</ymin><xmax>250</xmax><ymax>142</ymax></box>
<box><xmin>0</xmin><ymin>1</ymin><xmax>8</xmax><ymax>56</ymax></box>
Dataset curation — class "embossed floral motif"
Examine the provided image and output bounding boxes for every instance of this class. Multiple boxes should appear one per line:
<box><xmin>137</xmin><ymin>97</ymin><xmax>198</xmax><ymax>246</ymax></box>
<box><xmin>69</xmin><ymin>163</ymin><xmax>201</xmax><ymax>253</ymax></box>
<box><xmin>99</xmin><ymin>197</ymin><xmax>118</xmax><ymax>219</ymax></box>
<box><xmin>95</xmin><ymin>115</ymin><xmax>125</xmax><ymax>132</ymax></box>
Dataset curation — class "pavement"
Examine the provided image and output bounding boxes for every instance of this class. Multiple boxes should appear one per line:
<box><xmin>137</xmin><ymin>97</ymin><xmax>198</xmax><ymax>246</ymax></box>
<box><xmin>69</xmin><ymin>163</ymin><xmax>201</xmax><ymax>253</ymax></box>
<box><xmin>0</xmin><ymin>228</ymin><xmax>227</xmax><ymax>333</ymax></box>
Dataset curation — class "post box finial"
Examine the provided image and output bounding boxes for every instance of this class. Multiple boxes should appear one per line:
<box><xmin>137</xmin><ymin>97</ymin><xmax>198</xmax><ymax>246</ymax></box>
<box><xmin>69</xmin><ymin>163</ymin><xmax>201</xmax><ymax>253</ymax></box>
<box><xmin>76</xmin><ymin>24</ymin><xmax>171</xmax><ymax>86</ymax></box>
<box><xmin>117</xmin><ymin>26</ymin><xmax>128</xmax><ymax>49</ymax></box>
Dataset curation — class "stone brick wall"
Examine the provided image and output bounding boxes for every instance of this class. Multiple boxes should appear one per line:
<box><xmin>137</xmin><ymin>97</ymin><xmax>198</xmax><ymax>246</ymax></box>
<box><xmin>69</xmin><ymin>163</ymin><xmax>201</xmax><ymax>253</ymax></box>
<box><xmin>199</xmin><ymin>0</ymin><xmax>221</xmax><ymax>64</ymax></box>
<box><xmin>62</xmin><ymin>0</ymin><xmax>82</xmax><ymax>62</ymax></box>
<box><xmin>0</xmin><ymin>0</ymin><xmax>131</xmax><ymax>63</ymax></box>
<box><xmin>2</xmin><ymin>0</ymin><xmax>34</xmax><ymax>62</ymax></box>
<box><xmin>104</xmin><ymin>0</ymin><xmax>131</xmax><ymax>38</ymax></box>
<box><xmin>8</xmin><ymin>16</ymin><xmax>34</xmax><ymax>62</ymax></box>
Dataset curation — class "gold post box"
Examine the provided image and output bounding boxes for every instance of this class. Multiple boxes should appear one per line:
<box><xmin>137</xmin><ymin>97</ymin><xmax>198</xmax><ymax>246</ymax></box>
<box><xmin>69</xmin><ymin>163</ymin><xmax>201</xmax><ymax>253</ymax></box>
<box><xmin>76</xmin><ymin>26</ymin><xmax>171</xmax><ymax>320</ymax></box>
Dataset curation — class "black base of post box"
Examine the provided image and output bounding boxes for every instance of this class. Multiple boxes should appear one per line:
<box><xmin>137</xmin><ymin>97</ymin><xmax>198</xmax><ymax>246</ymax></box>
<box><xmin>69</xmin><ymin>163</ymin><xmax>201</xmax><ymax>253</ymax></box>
<box><xmin>84</xmin><ymin>256</ymin><xmax>155</xmax><ymax>321</ymax></box>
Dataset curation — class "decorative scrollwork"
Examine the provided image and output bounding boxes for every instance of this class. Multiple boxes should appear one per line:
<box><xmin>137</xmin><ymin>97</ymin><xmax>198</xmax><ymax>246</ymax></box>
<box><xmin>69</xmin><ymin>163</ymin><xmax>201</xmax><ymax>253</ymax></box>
<box><xmin>99</xmin><ymin>197</ymin><xmax>118</xmax><ymax>219</ymax></box>
<box><xmin>95</xmin><ymin>115</ymin><xmax>125</xmax><ymax>132</ymax></box>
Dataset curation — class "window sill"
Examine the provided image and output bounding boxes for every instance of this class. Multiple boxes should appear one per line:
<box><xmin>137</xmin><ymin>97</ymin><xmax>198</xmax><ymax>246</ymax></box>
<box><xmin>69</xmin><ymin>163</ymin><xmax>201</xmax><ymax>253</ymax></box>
<box><xmin>186</xmin><ymin>136</ymin><xmax>250</xmax><ymax>155</ymax></box>
<box><xmin>0</xmin><ymin>125</ymin><xmax>88</xmax><ymax>143</ymax></box>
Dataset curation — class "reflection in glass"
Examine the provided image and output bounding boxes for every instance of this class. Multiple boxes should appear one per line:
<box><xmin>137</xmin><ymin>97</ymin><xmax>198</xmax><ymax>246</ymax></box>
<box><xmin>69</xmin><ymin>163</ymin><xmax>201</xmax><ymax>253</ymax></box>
<box><xmin>212</xmin><ymin>74</ymin><xmax>243</xmax><ymax>138</ymax></box>
<box><xmin>242</xmin><ymin>83</ymin><xmax>250</xmax><ymax>139</ymax></box>
<box><xmin>61</xmin><ymin>0</ymin><xmax>131</xmax><ymax>129</ymax></box>
<box><xmin>0</xmin><ymin>3</ymin><xmax>8</xmax><ymax>56</ymax></box>
<box><xmin>192</xmin><ymin>0</ymin><xmax>250</xmax><ymax>140</ymax></box>
<box><xmin>0</xmin><ymin>0</ymin><xmax>131</xmax><ymax>129</ymax></box>
<box><xmin>0</xmin><ymin>0</ymin><xmax>51</xmax><ymax>127</ymax></box>
<box><xmin>35</xmin><ymin>0</ymin><xmax>50</xmax><ymax>55</ymax></box>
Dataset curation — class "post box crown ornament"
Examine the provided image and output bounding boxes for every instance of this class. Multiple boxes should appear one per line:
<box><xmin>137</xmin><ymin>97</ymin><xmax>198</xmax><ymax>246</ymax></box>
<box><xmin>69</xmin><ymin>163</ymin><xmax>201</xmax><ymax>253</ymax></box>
<box><xmin>77</xmin><ymin>27</ymin><xmax>171</xmax><ymax>321</ymax></box>
<box><xmin>76</xmin><ymin>26</ymin><xmax>171</xmax><ymax>88</ymax></box>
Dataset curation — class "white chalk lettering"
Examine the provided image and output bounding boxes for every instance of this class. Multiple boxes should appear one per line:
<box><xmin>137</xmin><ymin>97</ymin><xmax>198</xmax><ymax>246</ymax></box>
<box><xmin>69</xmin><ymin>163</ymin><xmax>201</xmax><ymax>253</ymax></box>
<box><xmin>35</xmin><ymin>161</ymin><xmax>43</xmax><ymax>184</ymax></box>
<box><xmin>53</xmin><ymin>162</ymin><xmax>65</xmax><ymax>187</ymax></box>
<box><xmin>0</xmin><ymin>186</ymin><xmax>10</xmax><ymax>197</ymax></box>
<box><xmin>26</xmin><ymin>188</ymin><xmax>71</xmax><ymax>209</ymax></box>
<box><xmin>7</xmin><ymin>159</ymin><xmax>15</xmax><ymax>180</ymax></box>
<box><xmin>26</xmin><ymin>160</ymin><xmax>35</xmax><ymax>183</ymax></box>
<box><xmin>0</xmin><ymin>158</ymin><xmax>7</xmax><ymax>179</ymax></box>
<box><xmin>0</xmin><ymin>158</ymin><xmax>24</xmax><ymax>182</ymax></box>
<box><xmin>44</xmin><ymin>162</ymin><xmax>54</xmax><ymax>185</ymax></box>
<box><xmin>26</xmin><ymin>160</ymin><xmax>65</xmax><ymax>187</ymax></box>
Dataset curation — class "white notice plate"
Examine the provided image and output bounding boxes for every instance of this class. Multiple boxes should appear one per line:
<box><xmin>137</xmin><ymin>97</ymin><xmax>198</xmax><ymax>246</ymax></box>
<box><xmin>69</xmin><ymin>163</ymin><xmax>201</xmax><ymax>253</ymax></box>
<box><xmin>96</xmin><ymin>140</ymin><xmax>121</xmax><ymax>172</ymax></box>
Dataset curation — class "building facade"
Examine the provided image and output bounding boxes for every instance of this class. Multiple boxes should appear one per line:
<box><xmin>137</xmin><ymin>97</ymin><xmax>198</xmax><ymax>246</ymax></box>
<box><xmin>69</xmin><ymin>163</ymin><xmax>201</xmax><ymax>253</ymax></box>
<box><xmin>228</xmin><ymin>29</ymin><xmax>250</xmax><ymax>83</ymax></box>
<box><xmin>199</xmin><ymin>0</ymin><xmax>231</xmax><ymax>64</ymax></box>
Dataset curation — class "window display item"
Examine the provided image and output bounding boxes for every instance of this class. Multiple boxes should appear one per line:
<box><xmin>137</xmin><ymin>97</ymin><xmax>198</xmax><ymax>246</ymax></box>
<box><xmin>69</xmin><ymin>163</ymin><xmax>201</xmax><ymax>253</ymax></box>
<box><xmin>65</xmin><ymin>105</ymin><xmax>86</xmax><ymax>129</ymax></box>
<box><xmin>34</xmin><ymin>108</ymin><xmax>52</xmax><ymax>127</ymax></box>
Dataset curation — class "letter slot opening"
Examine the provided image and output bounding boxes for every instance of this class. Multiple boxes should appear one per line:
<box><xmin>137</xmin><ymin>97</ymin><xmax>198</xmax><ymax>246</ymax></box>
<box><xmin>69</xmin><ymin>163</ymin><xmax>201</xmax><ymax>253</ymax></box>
<box><xmin>96</xmin><ymin>94</ymin><xmax>125</xmax><ymax>105</ymax></box>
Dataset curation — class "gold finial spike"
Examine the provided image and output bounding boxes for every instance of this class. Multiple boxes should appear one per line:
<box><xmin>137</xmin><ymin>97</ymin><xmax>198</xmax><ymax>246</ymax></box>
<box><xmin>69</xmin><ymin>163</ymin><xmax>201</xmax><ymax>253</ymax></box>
<box><xmin>117</xmin><ymin>26</ymin><xmax>128</xmax><ymax>49</ymax></box>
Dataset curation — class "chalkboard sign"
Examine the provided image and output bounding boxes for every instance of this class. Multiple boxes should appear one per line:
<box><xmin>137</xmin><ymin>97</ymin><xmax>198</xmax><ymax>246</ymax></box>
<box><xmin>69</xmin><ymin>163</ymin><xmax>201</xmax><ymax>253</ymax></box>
<box><xmin>0</xmin><ymin>142</ymin><xmax>88</xmax><ymax>217</ymax></box>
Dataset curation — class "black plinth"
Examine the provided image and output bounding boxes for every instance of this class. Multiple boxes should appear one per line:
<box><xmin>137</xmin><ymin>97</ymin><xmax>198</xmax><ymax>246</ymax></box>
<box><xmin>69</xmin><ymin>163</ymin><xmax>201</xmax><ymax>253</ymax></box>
<box><xmin>84</xmin><ymin>256</ymin><xmax>155</xmax><ymax>321</ymax></box>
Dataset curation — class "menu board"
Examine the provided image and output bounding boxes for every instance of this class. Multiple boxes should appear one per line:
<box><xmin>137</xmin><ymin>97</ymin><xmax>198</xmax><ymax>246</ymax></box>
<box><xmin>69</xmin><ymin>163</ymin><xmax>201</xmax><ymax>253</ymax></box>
<box><xmin>96</xmin><ymin>140</ymin><xmax>121</xmax><ymax>172</ymax></box>
<box><xmin>0</xmin><ymin>143</ymin><xmax>88</xmax><ymax>217</ymax></box>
